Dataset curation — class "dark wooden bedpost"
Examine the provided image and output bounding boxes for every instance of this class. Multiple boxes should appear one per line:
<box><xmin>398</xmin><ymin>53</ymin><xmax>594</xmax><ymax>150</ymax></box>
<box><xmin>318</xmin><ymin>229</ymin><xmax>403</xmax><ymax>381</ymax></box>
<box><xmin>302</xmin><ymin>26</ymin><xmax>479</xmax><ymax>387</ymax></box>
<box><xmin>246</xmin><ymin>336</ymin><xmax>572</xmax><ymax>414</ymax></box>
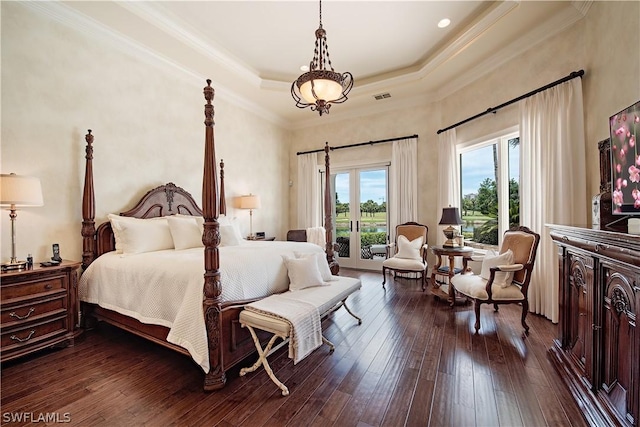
<box><xmin>219</xmin><ymin>159</ymin><xmax>226</xmax><ymax>216</ymax></box>
<box><xmin>81</xmin><ymin>130</ymin><xmax>96</xmax><ymax>270</ymax></box>
<box><xmin>202</xmin><ymin>80</ymin><xmax>225</xmax><ymax>391</ymax></box>
<box><xmin>324</xmin><ymin>142</ymin><xmax>339</xmax><ymax>274</ymax></box>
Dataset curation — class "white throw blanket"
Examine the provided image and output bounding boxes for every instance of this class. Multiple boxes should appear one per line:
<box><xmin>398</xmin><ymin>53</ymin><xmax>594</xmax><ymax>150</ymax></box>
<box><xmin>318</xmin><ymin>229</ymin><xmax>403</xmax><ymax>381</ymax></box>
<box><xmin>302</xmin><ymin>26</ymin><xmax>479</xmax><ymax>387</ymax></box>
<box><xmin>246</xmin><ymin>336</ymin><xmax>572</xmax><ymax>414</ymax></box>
<box><xmin>245</xmin><ymin>294</ymin><xmax>322</xmax><ymax>364</ymax></box>
<box><xmin>306</xmin><ymin>227</ymin><xmax>326</xmax><ymax>248</ymax></box>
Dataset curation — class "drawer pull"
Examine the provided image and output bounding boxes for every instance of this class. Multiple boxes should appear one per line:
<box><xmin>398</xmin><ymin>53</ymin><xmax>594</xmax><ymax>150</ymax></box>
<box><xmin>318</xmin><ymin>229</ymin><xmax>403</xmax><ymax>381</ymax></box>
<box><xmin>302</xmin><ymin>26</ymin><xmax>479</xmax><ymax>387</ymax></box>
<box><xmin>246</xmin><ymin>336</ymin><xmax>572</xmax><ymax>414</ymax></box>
<box><xmin>592</xmin><ymin>324</ymin><xmax>602</xmax><ymax>331</ymax></box>
<box><xmin>9</xmin><ymin>307</ymin><xmax>35</xmax><ymax>320</ymax></box>
<box><xmin>44</xmin><ymin>284</ymin><xmax>53</xmax><ymax>290</ymax></box>
<box><xmin>10</xmin><ymin>330</ymin><xmax>35</xmax><ymax>343</ymax></box>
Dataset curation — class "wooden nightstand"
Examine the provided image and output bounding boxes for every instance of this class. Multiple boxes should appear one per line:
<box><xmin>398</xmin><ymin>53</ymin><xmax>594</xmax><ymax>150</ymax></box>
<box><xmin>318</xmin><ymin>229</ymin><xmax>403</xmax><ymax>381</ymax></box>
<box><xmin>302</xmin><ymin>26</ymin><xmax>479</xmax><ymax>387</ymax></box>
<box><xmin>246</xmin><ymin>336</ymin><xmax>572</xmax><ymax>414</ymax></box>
<box><xmin>1</xmin><ymin>260</ymin><xmax>81</xmax><ymax>362</ymax></box>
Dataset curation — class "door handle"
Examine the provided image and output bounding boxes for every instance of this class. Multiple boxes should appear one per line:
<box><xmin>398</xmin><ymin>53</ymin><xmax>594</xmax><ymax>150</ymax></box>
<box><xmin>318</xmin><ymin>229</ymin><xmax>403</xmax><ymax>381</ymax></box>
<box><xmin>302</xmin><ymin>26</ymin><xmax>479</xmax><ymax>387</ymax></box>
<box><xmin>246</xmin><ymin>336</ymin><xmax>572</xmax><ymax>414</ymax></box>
<box><xmin>350</xmin><ymin>221</ymin><xmax>353</xmax><ymax>232</ymax></box>
<box><xmin>356</xmin><ymin>221</ymin><xmax>360</xmax><ymax>232</ymax></box>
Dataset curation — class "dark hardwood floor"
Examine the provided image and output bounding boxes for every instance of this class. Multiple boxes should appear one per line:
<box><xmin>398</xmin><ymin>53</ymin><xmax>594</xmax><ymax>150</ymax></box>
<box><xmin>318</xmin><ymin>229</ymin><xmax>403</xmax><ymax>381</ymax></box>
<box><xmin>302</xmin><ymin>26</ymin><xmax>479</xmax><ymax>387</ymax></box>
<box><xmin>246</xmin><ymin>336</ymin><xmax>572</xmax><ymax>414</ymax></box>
<box><xmin>1</xmin><ymin>269</ymin><xmax>587</xmax><ymax>427</ymax></box>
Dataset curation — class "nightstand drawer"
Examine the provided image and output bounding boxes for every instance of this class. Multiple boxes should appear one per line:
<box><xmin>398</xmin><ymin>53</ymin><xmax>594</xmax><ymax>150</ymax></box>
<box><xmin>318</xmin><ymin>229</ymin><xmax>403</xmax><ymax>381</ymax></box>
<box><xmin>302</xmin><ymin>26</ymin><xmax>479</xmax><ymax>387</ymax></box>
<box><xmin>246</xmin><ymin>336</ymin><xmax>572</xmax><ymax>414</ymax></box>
<box><xmin>1</xmin><ymin>296</ymin><xmax>67</xmax><ymax>328</ymax></box>
<box><xmin>0</xmin><ymin>261</ymin><xmax>80</xmax><ymax>362</ymax></box>
<box><xmin>1</xmin><ymin>276</ymin><xmax>65</xmax><ymax>302</ymax></box>
<box><xmin>1</xmin><ymin>316</ymin><xmax>68</xmax><ymax>352</ymax></box>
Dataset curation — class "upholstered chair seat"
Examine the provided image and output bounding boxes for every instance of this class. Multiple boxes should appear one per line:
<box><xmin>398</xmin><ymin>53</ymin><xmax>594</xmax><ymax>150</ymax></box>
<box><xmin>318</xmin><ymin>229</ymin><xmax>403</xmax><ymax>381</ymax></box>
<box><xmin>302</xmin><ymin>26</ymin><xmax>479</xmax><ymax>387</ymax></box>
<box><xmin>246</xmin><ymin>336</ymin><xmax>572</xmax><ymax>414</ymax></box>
<box><xmin>382</xmin><ymin>222</ymin><xmax>428</xmax><ymax>291</ymax></box>
<box><xmin>382</xmin><ymin>256</ymin><xmax>426</xmax><ymax>272</ymax></box>
<box><xmin>450</xmin><ymin>226</ymin><xmax>540</xmax><ymax>334</ymax></box>
<box><xmin>450</xmin><ymin>273</ymin><xmax>526</xmax><ymax>301</ymax></box>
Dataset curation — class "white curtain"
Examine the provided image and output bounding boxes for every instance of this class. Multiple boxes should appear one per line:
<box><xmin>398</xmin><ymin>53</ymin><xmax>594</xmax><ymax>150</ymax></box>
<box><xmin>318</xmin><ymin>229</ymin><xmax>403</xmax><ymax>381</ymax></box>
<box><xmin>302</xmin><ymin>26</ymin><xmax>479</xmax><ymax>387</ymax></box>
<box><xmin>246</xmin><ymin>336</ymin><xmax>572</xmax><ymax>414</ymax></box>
<box><xmin>520</xmin><ymin>78</ymin><xmax>587</xmax><ymax>323</ymax></box>
<box><xmin>436</xmin><ymin>129</ymin><xmax>460</xmax><ymax>246</ymax></box>
<box><xmin>389</xmin><ymin>137</ymin><xmax>418</xmax><ymax>241</ymax></box>
<box><xmin>297</xmin><ymin>153</ymin><xmax>321</xmax><ymax>228</ymax></box>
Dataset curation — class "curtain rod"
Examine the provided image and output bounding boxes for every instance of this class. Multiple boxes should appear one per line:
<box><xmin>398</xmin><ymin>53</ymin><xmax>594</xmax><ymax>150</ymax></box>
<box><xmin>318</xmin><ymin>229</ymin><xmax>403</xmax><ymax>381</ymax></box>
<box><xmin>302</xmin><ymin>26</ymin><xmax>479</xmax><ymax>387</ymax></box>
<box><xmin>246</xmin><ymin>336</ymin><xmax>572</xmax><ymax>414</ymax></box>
<box><xmin>296</xmin><ymin>134</ymin><xmax>419</xmax><ymax>155</ymax></box>
<box><xmin>436</xmin><ymin>69</ymin><xmax>585</xmax><ymax>135</ymax></box>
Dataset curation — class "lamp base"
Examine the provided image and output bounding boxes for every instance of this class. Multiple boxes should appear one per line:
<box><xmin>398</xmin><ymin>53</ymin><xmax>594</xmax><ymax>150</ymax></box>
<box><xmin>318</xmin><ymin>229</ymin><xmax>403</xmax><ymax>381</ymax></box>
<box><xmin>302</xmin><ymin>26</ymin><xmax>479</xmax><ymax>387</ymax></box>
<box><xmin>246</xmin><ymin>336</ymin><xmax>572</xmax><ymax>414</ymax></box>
<box><xmin>247</xmin><ymin>235</ymin><xmax>257</xmax><ymax>240</ymax></box>
<box><xmin>442</xmin><ymin>226</ymin><xmax>461</xmax><ymax>248</ymax></box>
<box><xmin>2</xmin><ymin>260</ymin><xmax>27</xmax><ymax>271</ymax></box>
<box><xmin>442</xmin><ymin>239</ymin><xmax>461</xmax><ymax>248</ymax></box>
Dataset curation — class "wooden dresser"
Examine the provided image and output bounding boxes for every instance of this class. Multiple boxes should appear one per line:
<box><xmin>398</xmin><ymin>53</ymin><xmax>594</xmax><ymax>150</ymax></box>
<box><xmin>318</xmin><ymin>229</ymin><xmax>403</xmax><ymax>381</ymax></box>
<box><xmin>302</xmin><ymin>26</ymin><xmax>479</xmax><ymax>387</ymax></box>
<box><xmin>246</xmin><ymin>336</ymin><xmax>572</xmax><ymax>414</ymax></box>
<box><xmin>1</xmin><ymin>260</ymin><xmax>81</xmax><ymax>362</ymax></box>
<box><xmin>549</xmin><ymin>225</ymin><xmax>639</xmax><ymax>426</ymax></box>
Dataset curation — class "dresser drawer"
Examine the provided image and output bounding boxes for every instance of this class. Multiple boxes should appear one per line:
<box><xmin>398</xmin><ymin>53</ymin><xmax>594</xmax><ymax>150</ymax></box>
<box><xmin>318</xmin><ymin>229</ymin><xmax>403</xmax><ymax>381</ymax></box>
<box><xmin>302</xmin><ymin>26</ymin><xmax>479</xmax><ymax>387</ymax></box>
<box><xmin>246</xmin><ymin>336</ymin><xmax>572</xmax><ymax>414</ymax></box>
<box><xmin>1</xmin><ymin>316</ymin><xmax>68</xmax><ymax>352</ymax></box>
<box><xmin>1</xmin><ymin>276</ymin><xmax>65</xmax><ymax>302</ymax></box>
<box><xmin>1</xmin><ymin>296</ymin><xmax>67</xmax><ymax>328</ymax></box>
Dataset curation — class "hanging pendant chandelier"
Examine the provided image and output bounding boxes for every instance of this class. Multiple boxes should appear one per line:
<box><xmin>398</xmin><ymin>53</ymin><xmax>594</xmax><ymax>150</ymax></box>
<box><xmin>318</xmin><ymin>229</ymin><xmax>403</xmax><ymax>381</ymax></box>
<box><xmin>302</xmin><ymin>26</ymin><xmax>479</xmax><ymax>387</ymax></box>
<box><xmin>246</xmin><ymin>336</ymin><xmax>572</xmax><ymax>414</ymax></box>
<box><xmin>291</xmin><ymin>0</ymin><xmax>354</xmax><ymax>116</ymax></box>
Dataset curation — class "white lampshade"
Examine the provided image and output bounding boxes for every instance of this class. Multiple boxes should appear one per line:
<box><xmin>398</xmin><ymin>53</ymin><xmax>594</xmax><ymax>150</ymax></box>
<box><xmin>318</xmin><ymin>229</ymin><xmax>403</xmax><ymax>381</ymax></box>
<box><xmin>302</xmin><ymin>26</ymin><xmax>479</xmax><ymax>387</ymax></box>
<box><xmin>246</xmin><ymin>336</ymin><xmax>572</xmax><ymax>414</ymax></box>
<box><xmin>1</xmin><ymin>174</ymin><xmax>44</xmax><ymax>207</ymax></box>
<box><xmin>299</xmin><ymin>77</ymin><xmax>344</xmax><ymax>104</ymax></box>
<box><xmin>240</xmin><ymin>194</ymin><xmax>261</xmax><ymax>210</ymax></box>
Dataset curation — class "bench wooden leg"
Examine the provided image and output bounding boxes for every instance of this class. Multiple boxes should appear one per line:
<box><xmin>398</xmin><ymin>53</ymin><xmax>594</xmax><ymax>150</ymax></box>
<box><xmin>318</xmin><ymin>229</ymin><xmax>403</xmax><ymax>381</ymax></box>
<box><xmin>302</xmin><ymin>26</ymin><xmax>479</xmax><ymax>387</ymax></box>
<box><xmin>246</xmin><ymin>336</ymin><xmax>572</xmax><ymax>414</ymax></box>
<box><xmin>240</xmin><ymin>325</ymin><xmax>290</xmax><ymax>396</ymax></box>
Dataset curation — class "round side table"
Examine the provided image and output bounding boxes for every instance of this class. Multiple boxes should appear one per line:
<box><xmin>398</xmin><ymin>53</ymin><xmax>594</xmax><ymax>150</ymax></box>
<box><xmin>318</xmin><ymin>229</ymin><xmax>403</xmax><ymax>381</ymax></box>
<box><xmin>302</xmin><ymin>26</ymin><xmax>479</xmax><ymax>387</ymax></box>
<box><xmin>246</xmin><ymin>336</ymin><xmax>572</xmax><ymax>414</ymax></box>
<box><xmin>430</xmin><ymin>245</ymin><xmax>473</xmax><ymax>305</ymax></box>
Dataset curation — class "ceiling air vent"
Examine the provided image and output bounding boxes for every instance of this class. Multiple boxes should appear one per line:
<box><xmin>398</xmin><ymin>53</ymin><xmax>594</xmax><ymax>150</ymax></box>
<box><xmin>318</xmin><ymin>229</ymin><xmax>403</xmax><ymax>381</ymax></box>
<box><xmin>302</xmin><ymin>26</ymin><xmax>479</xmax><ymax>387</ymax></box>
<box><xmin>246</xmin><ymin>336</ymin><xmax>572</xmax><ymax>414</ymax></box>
<box><xmin>373</xmin><ymin>93</ymin><xmax>391</xmax><ymax>100</ymax></box>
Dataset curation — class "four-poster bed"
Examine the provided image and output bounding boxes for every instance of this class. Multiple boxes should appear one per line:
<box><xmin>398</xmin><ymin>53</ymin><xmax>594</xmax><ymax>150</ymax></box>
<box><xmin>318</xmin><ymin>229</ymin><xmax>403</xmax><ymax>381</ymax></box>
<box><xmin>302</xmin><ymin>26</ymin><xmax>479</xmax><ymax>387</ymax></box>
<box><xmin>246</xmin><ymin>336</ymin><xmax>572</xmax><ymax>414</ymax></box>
<box><xmin>80</xmin><ymin>80</ymin><xmax>337</xmax><ymax>391</ymax></box>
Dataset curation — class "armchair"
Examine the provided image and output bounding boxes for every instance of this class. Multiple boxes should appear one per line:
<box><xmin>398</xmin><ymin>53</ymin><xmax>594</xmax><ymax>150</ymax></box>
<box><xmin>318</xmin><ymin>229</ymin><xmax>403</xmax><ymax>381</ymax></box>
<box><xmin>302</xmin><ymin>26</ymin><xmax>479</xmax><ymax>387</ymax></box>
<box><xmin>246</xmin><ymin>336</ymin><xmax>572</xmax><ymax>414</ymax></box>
<box><xmin>382</xmin><ymin>222</ymin><xmax>429</xmax><ymax>291</ymax></box>
<box><xmin>450</xmin><ymin>226</ymin><xmax>540</xmax><ymax>334</ymax></box>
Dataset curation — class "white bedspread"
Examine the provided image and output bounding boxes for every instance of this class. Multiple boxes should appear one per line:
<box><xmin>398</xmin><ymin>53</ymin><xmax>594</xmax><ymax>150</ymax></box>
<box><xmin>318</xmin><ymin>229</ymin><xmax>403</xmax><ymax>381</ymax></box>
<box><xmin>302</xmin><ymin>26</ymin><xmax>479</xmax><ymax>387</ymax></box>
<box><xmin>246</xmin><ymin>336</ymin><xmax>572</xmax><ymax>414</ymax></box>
<box><xmin>245</xmin><ymin>295</ymin><xmax>322</xmax><ymax>364</ymax></box>
<box><xmin>78</xmin><ymin>240</ymin><xmax>323</xmax><ymax>373</ymax></box>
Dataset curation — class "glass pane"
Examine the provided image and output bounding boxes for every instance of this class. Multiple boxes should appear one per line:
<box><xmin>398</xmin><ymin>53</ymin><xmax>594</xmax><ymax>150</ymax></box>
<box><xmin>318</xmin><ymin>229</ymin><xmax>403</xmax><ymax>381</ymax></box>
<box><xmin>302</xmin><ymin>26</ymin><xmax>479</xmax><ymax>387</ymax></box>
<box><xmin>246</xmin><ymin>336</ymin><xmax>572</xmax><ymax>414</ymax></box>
<box><xmin>460</xmin><ymin>144</ymin><xmax>499</xmax><ymax>247</ymax></box>
<box><xmin>508</xmin><ymin>137</ymin><xmax>520</xmax><ymax>229</ymax></box>
<box><xmin>334</xmin><ymin>172</ymin><xmax>350</xmax><ymax>258</ymax></box>
<box><xmin>359</xmin><ymin>169</ymin><xmax>387</xmax><ymax>260</ymax></box>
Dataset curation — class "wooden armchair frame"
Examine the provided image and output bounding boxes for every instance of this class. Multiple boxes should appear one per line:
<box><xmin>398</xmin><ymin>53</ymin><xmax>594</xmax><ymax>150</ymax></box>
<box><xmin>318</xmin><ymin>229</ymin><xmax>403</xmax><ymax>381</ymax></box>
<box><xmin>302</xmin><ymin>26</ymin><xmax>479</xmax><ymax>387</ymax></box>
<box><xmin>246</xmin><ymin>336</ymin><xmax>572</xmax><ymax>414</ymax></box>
<box><xmin>381</xmin><ymin>222</ymin><xmax>429</xmax><ymax>291</ymax></box>
<box><xmin>451</xmin><ymin>226</ymin><xmax>540</xmax><ymax>333</ymax></box>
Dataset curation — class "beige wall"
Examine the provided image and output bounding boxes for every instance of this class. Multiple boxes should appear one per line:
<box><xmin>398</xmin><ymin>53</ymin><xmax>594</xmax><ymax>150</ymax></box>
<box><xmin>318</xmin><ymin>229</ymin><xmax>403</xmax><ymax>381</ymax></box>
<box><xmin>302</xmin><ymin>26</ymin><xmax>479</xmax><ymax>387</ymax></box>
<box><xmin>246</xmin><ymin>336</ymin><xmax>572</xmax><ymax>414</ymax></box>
<box><xmin>1</xmin><ymin>2</ymin><xmax>289</xmax><ymax>264</ymax></box>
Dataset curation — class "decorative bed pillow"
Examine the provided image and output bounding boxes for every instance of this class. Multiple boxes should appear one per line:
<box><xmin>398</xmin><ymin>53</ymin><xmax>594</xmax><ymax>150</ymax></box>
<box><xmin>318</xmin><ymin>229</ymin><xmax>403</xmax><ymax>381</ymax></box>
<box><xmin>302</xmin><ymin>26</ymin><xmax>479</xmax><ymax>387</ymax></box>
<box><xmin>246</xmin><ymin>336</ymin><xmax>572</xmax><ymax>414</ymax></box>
<box><xmin>229</xmin><ymin>217</ymin><xmax>244</xmax><ymax>242</ymax></box>
<box><xmin>396</xmin><ymin>235</ymin><xmax>423</xmax><ymax>259</ymax></box>
<box><xmin>220</xmin><ymin>225</ymin><xmax>242</xmax><ymax>246</ymax></box>
<box><xmin>294</xmin><ymin>251</ymin><xmax>337</xmax><ymax>282</ymax></box>
<box><xmin>108</xmin><ymin>214</ymin><xmax>174</xmax><ymax>254</ymax></box>
<box><xmin>283</xmin><ymin>255</ymin><xmax>327</xmax><ymax>291</ymax></box>
<box><xmin>166</xmin><ymin>215</ymin><xmax>203</xmax><ymax>250</ymax></box>
<box><xmin>218</xmin><ymin>215</ymin><xmax>243</xmax><ymax>241</ymax></box>
<box><xmin>176</xmin><ymin>213</ymin><xmax>205</xmax><ymax>233</ymax></box>
<box><xmin>480</xmin><ymin>249</ymin><xmax>514</xmax><ymax>287</ymax></box>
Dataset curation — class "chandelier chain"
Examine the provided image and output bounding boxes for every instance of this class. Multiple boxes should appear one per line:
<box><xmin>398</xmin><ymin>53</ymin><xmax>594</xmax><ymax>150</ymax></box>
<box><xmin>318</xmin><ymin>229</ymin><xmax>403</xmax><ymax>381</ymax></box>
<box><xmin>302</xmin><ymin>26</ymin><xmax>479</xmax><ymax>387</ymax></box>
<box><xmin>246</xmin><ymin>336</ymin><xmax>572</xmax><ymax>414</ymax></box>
<box><xmin>290</xmin><ymin>0</ymin><xmax>354</xmax><ymax>116</ymax></box>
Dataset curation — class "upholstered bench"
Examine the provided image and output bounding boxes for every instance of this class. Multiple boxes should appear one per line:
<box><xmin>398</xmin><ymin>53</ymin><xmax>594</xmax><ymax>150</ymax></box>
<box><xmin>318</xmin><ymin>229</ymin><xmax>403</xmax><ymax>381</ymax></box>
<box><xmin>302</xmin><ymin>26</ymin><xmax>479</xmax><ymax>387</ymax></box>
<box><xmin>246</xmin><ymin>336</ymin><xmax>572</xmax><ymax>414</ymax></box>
<box><xmin>239</xmin><ymin>276</ymin><xmax>362</xmax><ymax>395</ymax></box>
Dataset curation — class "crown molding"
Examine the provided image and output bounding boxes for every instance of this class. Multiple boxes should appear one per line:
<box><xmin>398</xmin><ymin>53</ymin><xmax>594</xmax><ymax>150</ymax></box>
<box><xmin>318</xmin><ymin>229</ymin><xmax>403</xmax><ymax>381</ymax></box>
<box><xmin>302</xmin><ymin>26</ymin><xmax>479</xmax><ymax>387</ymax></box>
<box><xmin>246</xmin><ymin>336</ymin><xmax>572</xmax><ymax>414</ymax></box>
<box><xmin>19</xmin><ymin>1</ymin><xmax>286</xmax><ymax>129</ymax></box>
<box><xmin>117</xmin><ymin>2</ymin><xmax>262</xmax><ymax>88</ymax></box>
<box><xmin>433</xmin><ymin>1</ymin><xmax>588</xmax><ymax>102</ymax></box>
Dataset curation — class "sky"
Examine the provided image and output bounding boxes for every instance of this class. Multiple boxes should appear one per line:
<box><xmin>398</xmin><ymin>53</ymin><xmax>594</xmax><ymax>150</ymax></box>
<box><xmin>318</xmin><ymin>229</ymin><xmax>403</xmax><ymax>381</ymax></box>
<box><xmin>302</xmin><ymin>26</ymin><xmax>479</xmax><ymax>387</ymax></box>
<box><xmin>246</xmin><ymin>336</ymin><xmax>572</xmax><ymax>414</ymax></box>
<box><xmin>335</xmin><ymin>169</ymin><xmax>386</xmax><ymax>205</ymax></box>
<box><xmin>460</xmin><ymin>144</ymin><xmax>520</xmax><ymax>197</ymax></box>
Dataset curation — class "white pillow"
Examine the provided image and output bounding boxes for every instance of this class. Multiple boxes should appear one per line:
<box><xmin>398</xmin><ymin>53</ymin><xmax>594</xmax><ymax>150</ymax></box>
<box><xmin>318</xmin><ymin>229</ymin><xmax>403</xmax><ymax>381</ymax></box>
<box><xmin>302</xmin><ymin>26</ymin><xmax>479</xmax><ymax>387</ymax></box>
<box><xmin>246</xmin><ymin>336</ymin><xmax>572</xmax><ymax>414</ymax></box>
<box><xmin>108</xmin><ymin>214</ymin><xmax>174</xmax><ymax>254</ymax></box>
<box><xmin>166</xmin><ymin>215</ymin><xmax>203</xmax><ymax>250</ymax></box>
<box><xmin>228</xmin><ymin>217</ymin><xmax>244</xmax><ymax>241</ymax></box>
<box><xmin>218</xmin><ymin>214</ymin><xmax>229</xmax><ymax>226</ymax></box>
<box><xmin>220</xmin><ymin>225</ymin><xmax>242</xmax><ymax>246</ymax></box>
<box><xmin>480</xmin><ymin>249</ymin><xmax>515</xmax><ymax>287</ymax></box>
<box><xmin>294</xmin><ymin>251</ymin><xmax>337</xmax><ymax>282</ymax></box>
<box><xmin>176</xmin><ymin>214</ymin><xmax>205</xmax><ymax>233</ymax></box>
<box><xmin>283</xmin><ymin>255</ymin><xmax>327</xmax><ymax>291</ymax></box>
<box><xmin>396</xmin><ymin>235</ymin><xmax>423</xmax><ymax>259</ymax></box>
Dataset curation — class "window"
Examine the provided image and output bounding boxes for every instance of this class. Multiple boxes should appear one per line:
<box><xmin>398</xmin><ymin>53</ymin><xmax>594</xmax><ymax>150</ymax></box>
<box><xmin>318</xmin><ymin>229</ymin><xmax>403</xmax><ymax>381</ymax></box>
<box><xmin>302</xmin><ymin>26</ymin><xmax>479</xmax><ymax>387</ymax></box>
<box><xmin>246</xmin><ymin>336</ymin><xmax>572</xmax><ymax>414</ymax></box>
<box><xmin>458</xmin><ymin>131</ymin><xmax>520</xmax><ymax>249</ymax></box>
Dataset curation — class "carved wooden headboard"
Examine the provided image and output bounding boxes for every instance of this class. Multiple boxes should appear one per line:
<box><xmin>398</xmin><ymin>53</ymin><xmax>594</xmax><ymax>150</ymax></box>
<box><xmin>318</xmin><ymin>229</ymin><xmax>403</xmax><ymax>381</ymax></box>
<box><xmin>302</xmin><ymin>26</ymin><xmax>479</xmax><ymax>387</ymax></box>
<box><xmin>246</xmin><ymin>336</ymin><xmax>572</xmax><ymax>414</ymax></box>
<box><xmin>94</xmin><ymin>183</ymin><xmax>203</xmax><ymax>259</ymax></box>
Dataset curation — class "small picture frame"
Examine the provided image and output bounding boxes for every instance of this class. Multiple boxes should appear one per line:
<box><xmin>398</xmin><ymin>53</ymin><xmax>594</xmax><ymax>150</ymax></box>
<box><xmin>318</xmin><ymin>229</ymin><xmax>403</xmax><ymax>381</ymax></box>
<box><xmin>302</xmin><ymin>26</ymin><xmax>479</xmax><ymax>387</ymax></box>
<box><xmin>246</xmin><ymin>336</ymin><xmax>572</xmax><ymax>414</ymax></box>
<box><xmin>256</xmin><ymin>231</ymin><xmax>266</xmax><ymax>239</ymax></box>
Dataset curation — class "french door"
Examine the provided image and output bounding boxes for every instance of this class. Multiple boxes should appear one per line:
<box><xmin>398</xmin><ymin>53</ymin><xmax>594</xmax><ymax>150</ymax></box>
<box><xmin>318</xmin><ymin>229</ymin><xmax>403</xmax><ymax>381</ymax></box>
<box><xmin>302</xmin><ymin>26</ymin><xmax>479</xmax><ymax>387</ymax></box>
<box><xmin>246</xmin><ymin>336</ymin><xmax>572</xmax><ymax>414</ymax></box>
<box><xmin>331</xmin><ymin>166</ymin><xmax>388</xmax><ymax>270</ymax></box>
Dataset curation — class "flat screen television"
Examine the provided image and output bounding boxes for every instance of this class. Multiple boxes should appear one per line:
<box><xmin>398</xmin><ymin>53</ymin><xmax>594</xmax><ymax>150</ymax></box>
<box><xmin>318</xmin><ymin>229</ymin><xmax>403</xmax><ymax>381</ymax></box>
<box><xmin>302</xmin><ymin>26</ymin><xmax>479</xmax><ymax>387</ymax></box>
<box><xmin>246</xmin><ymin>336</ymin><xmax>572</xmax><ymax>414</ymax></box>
<box><xmin>610</xmin><ymin>99</ymin><xmax>640</xmax><ymax>215</ymax></box>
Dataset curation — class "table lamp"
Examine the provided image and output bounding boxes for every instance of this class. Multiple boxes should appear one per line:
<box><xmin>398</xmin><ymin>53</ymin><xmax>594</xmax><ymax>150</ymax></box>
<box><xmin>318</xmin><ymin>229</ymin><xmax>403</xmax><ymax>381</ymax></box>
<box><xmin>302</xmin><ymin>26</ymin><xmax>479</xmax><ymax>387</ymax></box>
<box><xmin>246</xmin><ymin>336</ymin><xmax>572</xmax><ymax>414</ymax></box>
<box><xmin>1</xmin><ymin>173</ymin><xmax>44</xmax><ymax>270</ymax></box>
<box><xmin>439</xmin><ymin>206</ymin><xmax>463</xmax><ymax>248</ymax></box>
<box><xmin>239</xmin><ymin>194</ymin><xmax>261</xmax><ymax>240</ymax></box>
